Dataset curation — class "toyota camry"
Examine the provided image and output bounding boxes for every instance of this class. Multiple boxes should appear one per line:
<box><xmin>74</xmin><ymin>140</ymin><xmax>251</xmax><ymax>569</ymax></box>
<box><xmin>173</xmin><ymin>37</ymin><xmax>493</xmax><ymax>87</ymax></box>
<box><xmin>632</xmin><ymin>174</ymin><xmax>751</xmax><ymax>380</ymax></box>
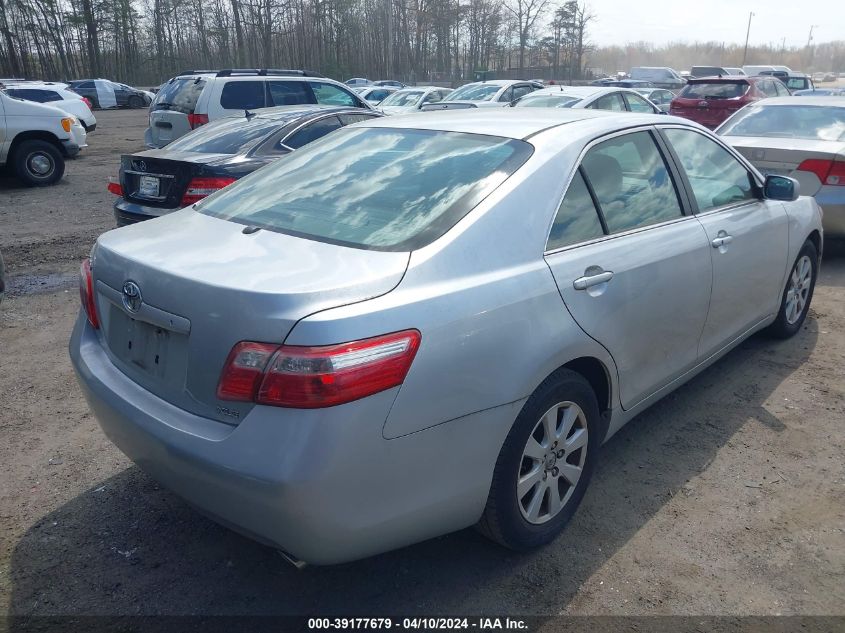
<box><xmin>71</xmin><ymin>109</ymin><xmax>823</xmax><ymax>565</ymax></box>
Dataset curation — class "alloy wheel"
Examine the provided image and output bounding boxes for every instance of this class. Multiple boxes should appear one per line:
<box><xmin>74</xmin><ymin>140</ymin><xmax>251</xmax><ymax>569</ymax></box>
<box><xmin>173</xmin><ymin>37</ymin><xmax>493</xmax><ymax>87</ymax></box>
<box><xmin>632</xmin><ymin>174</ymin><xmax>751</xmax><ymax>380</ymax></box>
<box><xmin>785</xmin><ymin>255</ymin><xmax>812</xmax><ymax>325</ymax></box>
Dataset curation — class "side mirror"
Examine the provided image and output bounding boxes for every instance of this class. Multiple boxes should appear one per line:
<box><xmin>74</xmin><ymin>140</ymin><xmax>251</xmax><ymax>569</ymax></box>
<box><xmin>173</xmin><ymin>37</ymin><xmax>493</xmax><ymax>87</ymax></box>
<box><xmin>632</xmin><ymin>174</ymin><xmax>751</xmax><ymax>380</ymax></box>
<box><xmin>764</xmin><ymin>174</ymin><xmax>799</xmax><ymax>201</ymax></box>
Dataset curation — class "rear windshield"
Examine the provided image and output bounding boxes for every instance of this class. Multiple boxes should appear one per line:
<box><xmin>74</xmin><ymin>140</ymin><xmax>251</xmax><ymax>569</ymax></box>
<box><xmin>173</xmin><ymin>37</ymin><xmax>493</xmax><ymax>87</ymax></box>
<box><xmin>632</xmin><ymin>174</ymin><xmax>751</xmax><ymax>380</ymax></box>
<box><xmin>719</xmin><ymin>105</ymin><xmax>845</xmax><ymax>141</ymax></box>
<box><xmin>381</xmin><ymin>91</ymin><xmax>423</xmax><ymax>106</ymax></box>
<box><xmin>445</xmin><ymin>84</ymin><xmax>500</xmax><ymax>101</ymax></box>
<box><xmin>164</xmin><ymin>115</ymin><xmax>278</xmax><ymax>154</ymax></box>
<box><xmin>514</xmin><ymin>95</ymin><xmax>579</xmax><ymax>108</ymax></box>
<box><xmin>198</xmin><ymin>128</ymin><xmax>533</xmax><ymax>250</ymax></box>
<box><xmin>680</xmin><ymin>81</ymin><xmax>748</xmax><ymax>99</ymax></box>
<box><xmin>153</xmin><ymin>78</ymin><xmax>206</xmax><ymax>114</ymax></box>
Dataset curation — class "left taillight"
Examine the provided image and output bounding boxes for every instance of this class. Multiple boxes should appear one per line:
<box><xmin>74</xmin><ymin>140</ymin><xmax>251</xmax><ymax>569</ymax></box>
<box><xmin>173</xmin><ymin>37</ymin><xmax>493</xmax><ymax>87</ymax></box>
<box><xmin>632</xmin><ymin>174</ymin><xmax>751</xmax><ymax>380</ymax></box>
<box><xmin>79</xmin><ymin>258</ymin><xmax>99</xmax><ymax>329</ymax></box>
<box><xmin>187</xmin><ymin>113</ymin><xmax>209</xmax><ymax>129</ymax></box>
<box><xmin>181</xmin><ymin>176</ymin><xmax>236</xmax><ymax>206</ymax></box>
<box><xmin>797</xmin><ymin>158</ymin><xmax>845</xmax><ymax>186</ymax></box>
<box><xmin>107</xmin><ymin>176</ymin><xmax>123</xmax><ymax>196</ymax></box>
<box><xmin>217</xmin><ymin>330</ymin><xmax>421</xmax><ymax>408</ymax></box>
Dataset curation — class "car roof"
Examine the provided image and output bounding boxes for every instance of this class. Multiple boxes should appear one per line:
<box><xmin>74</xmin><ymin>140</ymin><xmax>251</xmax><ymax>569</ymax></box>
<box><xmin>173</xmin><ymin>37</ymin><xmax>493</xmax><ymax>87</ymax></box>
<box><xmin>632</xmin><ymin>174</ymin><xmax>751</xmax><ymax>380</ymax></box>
<box><xmin>528</xmin><ymin>86</ymin><xmax>615</xmax><ymax>97</ymax></box>
<box><xmin>353</xmin><ymin>108</ymin><xmax>667</xmax><ymax>140</ymax></box>
<box><xmin>749</xmin><ymin>96</ymin><xmax>845</xmax><ymax>107</ymax></box>
<box><xmin>688</xmin><ymin>75</ymin><xmax>752</xmax><ymax>82</ymax></box>
<box><xmin>461</xmin><ymin>79</ymin><xmax>536</xmax><ymax>87</ymax></box>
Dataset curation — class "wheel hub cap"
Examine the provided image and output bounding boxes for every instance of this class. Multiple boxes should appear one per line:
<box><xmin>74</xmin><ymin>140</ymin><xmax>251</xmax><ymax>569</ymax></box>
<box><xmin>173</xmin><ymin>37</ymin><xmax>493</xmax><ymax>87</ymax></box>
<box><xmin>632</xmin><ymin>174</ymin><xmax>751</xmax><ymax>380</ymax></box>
<box><xmin>30</xmin><ymin>154</ymin><xmax>51</xmax><ymax>175</ymax></box>
<box><xmin>517</xmin><ymin>401</ymin><xmax>589</xmax><ymax>525</ymax></box>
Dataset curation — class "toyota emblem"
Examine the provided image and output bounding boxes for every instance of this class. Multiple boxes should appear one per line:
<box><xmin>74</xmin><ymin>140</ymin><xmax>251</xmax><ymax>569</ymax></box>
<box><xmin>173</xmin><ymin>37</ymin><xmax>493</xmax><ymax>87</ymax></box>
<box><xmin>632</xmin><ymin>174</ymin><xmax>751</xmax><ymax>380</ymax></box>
<box><xmin>122</xmin><ymin>281</ymin><xmax>142</xmax><ymax>313</ymax></box>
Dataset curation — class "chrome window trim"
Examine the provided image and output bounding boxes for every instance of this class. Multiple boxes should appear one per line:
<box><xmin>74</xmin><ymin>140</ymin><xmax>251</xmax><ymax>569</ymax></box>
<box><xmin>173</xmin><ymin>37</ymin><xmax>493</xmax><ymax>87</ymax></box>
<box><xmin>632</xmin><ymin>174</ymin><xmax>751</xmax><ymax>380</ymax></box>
<box><xmin>124</xmin><ymin>170</ymin><xmax>175</xmax><ymax>179</ymax></box>
<box><xmin>542</xmin><ymin>124</ymin><xmax>689</xmax><ymax>255</ymax></box>
<box><xmin>278</xmin><ymin>111</ymin><xmax>348</xmax><ymax>149</ymax></box>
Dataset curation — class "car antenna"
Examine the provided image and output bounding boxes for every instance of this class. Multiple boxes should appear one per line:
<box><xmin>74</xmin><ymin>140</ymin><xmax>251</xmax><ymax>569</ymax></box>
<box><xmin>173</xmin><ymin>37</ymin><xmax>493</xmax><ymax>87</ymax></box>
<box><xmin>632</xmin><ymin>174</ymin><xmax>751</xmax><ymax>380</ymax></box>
<box><xmin>244</xmin><ymin>109</ymin><xmax>255</xmax><ymax>118</ymax></box>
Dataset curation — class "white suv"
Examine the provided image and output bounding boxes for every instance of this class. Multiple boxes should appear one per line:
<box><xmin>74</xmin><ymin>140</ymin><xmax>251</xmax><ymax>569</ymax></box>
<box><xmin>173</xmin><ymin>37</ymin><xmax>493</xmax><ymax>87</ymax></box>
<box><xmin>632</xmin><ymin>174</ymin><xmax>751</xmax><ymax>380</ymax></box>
<box><xmin>146</xmin><ymin>69</ymin><xmax>373</xmax><ymax>147</ymax></box>
<box><xmin>0</xmin><ymin>90</ymin><xmax>84</xmax><ymax>186</ymax></box>
<box><xmin>2</xmin><ymin>81</ymin><xmax>97</xmax><ymax>131</ymax></box>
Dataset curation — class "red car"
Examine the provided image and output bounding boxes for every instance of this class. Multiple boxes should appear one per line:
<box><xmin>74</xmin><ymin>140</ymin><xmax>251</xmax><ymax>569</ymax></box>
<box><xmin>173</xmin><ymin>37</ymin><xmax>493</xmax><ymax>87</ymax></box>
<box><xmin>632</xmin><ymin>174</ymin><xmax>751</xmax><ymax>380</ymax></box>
<box><xmin>669</xmin><ymin>75</ymin><xmax>790</xmax><ymax>129</ymax></box>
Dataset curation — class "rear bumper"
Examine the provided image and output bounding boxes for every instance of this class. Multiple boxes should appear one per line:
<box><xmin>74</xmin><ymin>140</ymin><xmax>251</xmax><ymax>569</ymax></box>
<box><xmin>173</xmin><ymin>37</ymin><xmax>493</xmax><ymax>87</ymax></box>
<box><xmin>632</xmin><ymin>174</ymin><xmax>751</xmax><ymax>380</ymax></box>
<box><xmin>815</xmin><ymin>190</ymin><xmax>845</xmax><ymax>237</ymax></box>
<box><xmin>114</xmin><ymin>198</ymin><xmax>176</xmax><ymax>227</ymax></box>
<box><xmin>69</xmin><ymin>315</ymin><xmax>520</xmax><ymax>564</ymax></box>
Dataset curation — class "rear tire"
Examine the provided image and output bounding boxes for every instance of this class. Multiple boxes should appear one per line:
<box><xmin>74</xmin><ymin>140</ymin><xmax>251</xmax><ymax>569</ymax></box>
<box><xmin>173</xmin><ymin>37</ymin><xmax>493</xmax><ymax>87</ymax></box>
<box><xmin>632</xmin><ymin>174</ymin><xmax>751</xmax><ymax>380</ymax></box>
<box><xmin>128</xmin><ymin>95</ymin><xmax>143</xmax><ymax>109</ymax></box>
<box><xmin>766</xmin><ymin>240</ymin><xmax>818</xmax><ymax>339</ymax></box>
<box><xmin>11</xmin><ymin>140</ymin><xmax>65</xmax><ymax>186</ymax></box>
<box><xmin>478</xmin><ymin>369</ymin><xmax>602</xmax><ymax>550</ymax></box>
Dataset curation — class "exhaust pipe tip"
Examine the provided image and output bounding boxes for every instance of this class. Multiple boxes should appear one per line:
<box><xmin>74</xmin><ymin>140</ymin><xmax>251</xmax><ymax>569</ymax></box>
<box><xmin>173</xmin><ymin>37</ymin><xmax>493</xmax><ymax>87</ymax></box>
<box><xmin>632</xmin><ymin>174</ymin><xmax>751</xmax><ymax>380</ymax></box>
<box><xmin>277</xmin><ymin>549</ymin><xmax>308</xmax><ymax>570</ymax></box>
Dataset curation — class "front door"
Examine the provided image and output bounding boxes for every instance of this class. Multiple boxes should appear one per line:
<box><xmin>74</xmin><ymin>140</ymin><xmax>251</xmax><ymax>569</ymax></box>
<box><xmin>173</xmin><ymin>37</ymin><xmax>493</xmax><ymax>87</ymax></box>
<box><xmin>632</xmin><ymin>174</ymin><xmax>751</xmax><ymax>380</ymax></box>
<box><xmin>545</xmin><ymin>128</ymin><xmax>712</xmax><ymax>409</ymax></box>
<box><xmin>660</xmin><ymin>127</ymin><xmax>789</xmax><ymax>358</ymax></box>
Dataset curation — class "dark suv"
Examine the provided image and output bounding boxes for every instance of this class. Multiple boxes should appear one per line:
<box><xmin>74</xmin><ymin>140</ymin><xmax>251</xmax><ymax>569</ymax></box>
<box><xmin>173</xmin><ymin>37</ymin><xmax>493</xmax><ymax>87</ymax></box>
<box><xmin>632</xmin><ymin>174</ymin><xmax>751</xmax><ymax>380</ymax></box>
<box><xmin>67</xmin><ymin>80</ymin><xmax>150</xmax><ymax>109</ymax></box>
<box><xmin>669</xmin><ymin>75</ymin><xmax>790</xmax><ymax>129</ymax></box>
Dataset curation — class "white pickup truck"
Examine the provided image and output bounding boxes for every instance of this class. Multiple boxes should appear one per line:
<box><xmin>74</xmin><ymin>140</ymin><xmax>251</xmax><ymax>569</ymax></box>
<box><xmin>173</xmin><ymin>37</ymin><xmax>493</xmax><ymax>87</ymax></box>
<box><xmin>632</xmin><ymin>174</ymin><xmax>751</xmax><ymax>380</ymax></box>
<box><xmin>0</xmin><ymin>90</ymin><xmax>85</xmax><ymax>186</ymax></box>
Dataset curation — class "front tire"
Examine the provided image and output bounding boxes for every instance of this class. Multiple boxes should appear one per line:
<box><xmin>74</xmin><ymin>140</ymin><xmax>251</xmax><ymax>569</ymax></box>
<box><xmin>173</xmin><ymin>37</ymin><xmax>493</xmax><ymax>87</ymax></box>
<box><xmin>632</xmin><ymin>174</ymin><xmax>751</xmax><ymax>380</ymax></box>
<box><xmin>11</xmin><ymin>140</ymin><xmax>65</xmax><ymax>186</ymax></box>
<box><xmin>128</xmin><ymin>95</ymin><xmax>143</xmax><ymax>108</ymax></box>
<box><xmin>478</xmin><ymin>369</ymin><xmax>602</xmax><ymax>550</ymax></box>
<box><xmin>766</xmin><ymin>239</ymin><xmax>818</xmax><ymax>339</ymax></box>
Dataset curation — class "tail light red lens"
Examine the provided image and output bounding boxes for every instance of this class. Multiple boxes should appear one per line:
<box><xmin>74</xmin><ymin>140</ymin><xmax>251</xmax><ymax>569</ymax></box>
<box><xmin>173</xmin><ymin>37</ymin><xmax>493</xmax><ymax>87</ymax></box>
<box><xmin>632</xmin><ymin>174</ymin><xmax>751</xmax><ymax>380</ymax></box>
<box><xmin>107</xmin><ymin>177</ymin><xmax>123</xmax><ymax>196</ymax></box>
<box><xmin>187</xmin><ymin>113</ymin><xmax>209</xmax><ymax>129</ymax></box>
<box><xmin>79</xmin><ymin>258</ymin><xmax>100</xmax><ymax>329</ymax></box>
<box><xmin>81</xmin><ymin>97</ymin><xmax>93</xmax><ymax>109</ymax></box>
<box><xmin>797</xmin><ymin>158</ymin><xmax>845</xmax><ymax>186</ymax></box>
<box><xmin>180</xmin><ymin>176</ymin><xmax>236</xmax><ymax>206</ymax></box>
<box><xmin>217</xmin><ymin>330</ymin><xmax>421</xmax><ymax>408</ymax></box>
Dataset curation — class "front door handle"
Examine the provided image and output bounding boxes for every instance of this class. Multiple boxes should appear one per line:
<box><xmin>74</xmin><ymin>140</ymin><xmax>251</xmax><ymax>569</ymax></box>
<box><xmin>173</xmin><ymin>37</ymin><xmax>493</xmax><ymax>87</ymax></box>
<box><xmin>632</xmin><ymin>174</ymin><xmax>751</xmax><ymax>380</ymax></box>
<box><xmin>711</xmin><ymin>234</ymin><xmax>733</xmax><ymax>248</ymax></box>
<box><xmin>573</xmin><ymin>270</ymin><xmax>614</xmax><ymax>290</ymax></box>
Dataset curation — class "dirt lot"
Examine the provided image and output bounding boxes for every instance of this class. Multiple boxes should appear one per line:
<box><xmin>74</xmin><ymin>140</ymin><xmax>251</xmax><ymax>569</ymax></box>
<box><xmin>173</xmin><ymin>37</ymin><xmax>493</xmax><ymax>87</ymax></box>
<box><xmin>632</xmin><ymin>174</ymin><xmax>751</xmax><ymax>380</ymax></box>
<box><xmin>0</xmin><ymin>109</ymin><xmax>844</xmax><ymax>619</ymax></box>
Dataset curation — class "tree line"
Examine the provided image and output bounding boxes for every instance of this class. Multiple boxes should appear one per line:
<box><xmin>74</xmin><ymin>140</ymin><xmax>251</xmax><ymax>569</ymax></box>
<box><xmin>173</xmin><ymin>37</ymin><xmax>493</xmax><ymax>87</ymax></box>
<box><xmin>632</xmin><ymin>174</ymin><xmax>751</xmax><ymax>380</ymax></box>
<box><xmin>0</xmin><ymin>0</ymin><xmax>594</xmax><ymax>85</ymax></box>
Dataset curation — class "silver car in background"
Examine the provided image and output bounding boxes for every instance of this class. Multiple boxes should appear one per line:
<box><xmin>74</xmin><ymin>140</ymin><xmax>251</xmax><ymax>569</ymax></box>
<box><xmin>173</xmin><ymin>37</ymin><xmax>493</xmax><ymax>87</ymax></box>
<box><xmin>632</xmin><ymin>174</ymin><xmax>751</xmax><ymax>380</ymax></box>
<box><xmin>718</xmin><ymin>96</ymin><xmax>845</xmax><ymax>236</ymax></box>
<box><xmin>71</xmin><ymin>110</ymin><xmax>822</xmax><ymax>565</ymax></box>
<box><xmin>512</xmin><ymin>86</ymin><xmax>662</xmax><ymax>113</ymax></box>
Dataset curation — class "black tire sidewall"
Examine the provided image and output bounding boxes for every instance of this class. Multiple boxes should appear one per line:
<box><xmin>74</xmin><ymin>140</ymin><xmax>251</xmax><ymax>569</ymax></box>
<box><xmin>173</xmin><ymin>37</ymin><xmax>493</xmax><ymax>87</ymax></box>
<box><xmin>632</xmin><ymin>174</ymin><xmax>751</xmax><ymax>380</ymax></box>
<box><xmin>13</xmin><ymin>140</ymin><xmax>64</xmax><ymax>186</ymax></box>
<box><xmin>769</xmin><ymin>240</ymin><xmax>818</xmax><ymax>338</ymax></box>
<box><xmin>128</xmin><ymin>96</ymin><xmax>143</xmax><ymax>108</ymax></box>
<box><xmin>486</xmin><ymin>370</ymin><xmax>603</xmax><ymax>550</ymax></box>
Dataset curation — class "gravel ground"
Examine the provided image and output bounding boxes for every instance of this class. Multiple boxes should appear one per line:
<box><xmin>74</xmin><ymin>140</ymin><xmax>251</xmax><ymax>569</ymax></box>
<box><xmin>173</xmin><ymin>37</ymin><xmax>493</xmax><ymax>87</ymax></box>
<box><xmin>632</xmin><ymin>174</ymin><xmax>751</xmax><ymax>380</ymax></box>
<box><xmin>0</xmin><ymin>109</ymin><xmax>844</xmax><ymax>618</ymax></box>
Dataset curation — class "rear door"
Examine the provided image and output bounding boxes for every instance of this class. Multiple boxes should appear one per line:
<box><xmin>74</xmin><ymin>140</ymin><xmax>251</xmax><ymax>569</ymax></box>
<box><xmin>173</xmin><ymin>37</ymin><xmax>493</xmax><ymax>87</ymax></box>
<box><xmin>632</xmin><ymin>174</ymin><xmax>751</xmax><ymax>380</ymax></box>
<box><xmin>660</xmin><ymin>126</ymin><xmax>789</xmax><ymax>357</ymax></box>
<box><xmin>147</xmin><ymin>77</ymin><xmax>207</xmax><ymax>147</ymax></box>
<box><xmin>544</xmin><ymin>128</ymin><xmax>712</xmax><ymax>409</ymax></box>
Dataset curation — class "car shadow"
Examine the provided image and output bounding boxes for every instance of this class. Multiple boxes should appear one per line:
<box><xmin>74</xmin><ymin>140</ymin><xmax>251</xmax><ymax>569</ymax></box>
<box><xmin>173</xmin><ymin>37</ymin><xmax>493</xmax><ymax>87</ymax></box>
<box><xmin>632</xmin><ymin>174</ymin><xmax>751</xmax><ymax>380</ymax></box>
<box><xmin>6</xmin><ymin>322</ymin><xmax>819</xmax><ymax>618</ymax></box>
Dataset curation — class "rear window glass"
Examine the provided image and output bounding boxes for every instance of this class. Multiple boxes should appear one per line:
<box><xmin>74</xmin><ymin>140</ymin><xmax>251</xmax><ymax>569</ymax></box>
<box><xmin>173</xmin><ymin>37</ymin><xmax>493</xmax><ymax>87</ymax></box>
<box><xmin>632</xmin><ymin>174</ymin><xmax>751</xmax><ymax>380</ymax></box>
<box><xmin>719</xmin><ymin>105</ymin><xmax>845</xmax><ymax>141</ymax></box>
<box><xmin>198</xmin><ymin>128</ymin><xmax>533</xmax><ymax>251</ymax></box>
<box><xmin>381</xmin><ymin>91</ymin><xmax>423</xmax><ymax>106</ymax></box>
<box><xmin>166</xmin><ymin>116</ymin><xmax>276</xmax><ymax>154</ymax></box>
<box><xmin>220</xmin><ymin>81</ymin><xmax>265</xmax><ymax>110</ymax></box>
<box><xmin>445</xmin><ymin>84</ymin><xmax>500</xmax><ymax>101</ymax></box>
<box><xmin>680</xmin><ymin>82</ymin><xmax>749</xmax><ymax>99</ymax></box>
<box><xmin>691</xmin><ymin>67</ymin><xmax>725</xmax><ymax>77</ymax></box>
<box><xmin>154</xmin><ymin>78</ymin><xmax>206</xmax><ymax>114</ymax></box>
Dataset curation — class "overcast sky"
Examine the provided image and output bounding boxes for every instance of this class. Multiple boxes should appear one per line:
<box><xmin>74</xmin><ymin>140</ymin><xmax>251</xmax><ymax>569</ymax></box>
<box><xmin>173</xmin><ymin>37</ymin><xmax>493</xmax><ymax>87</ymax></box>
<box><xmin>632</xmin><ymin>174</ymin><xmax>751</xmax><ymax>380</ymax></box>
<box><xmin>585</xmin><ymin>0</ymin><xmax>840</xmax><ymax>47</ymax></box>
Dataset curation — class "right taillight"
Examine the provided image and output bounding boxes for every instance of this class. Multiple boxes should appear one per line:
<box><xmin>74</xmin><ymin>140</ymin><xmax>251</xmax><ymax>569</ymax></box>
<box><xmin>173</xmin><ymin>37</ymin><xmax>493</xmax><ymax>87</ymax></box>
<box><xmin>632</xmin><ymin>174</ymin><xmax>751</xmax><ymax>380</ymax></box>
<box><xmin>79</xmin><ymin>258</ymin><xmax>100</xmax><ymax>329</ymax></box>
<box><xmin>797</xmin><ymin>158</ymin><xmax>845</xmax><ymax>186</ymax></box>
<box><xmin>181</xmin><ymin>176</ymin><xmax>236</xmax><ymax>206</ymax></box>
<box><xmin>216</xmin><ymin>330</ymin><xmax>421</xmax><ymax>408</ymax></box>
<box><xmin>187</xmin><ymin>113</ymin><xmax>209</xmax><ymax>129</ymax></box>
<box><xmin>107</xmin><ymin>176</ymin><xmax>123</xmax><ymax>196</ymax></box>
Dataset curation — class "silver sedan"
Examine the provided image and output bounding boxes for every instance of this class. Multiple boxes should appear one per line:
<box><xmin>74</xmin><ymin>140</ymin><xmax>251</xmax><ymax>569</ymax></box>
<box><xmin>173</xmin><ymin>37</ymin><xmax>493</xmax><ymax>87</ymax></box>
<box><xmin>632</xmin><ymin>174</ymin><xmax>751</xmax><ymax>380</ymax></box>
<box><xmin>718</xmin><ymin>96</ymin><xmax>845</xmax><ymax>236</ymax></box>
<box><xmin>71</xmin><ymin>110</ymin><xmax>823</xmax><ymax>564</ymax></box>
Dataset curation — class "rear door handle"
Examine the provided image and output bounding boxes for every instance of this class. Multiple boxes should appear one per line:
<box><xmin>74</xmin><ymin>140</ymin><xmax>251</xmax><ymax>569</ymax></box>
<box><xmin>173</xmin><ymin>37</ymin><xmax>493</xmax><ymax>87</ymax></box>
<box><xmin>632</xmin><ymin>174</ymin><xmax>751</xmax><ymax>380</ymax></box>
<box><xmin>573</xmin><ymin>271</ymin><xmax>614</xmax><ymax>290</ymax></box>
<box><xmin>711</xmin><ymin>235</ymin><xmax>733</xmax><ymax>248</ymax></box>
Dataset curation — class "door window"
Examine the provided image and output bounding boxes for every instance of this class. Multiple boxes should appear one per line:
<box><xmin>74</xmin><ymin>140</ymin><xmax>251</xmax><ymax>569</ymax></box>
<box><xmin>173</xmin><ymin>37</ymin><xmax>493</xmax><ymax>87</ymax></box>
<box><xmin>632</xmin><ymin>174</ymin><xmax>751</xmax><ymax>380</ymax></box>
<box><xmin>774</xmin><ymin>81</ymin><xmax>789</xmax><ymax>96</ymax></box>
<box><xmin>267</xmin><ymin>81</ymin><xmax>313</xmax><ymax>106</ymax></box>
<box><xmin>283</xmin><ymin>116</ymin><xmax>342</xmax><ymax>149</ymax></box>
<box><xmin>624</xmin><ymin>92</ymin><xmax>654</xmax><ymax>112</ymax></box>
<box><xmin>422</xmin><ymin>91</ymin><xmax>442</xmax><ymax>104</ymax></box>
<box><xmin>311</xmin><ymin>82</ymin><xmax>359</xmax><ymax>106</ymax></box>
<box><xmin>511</xmin><ymin>85</ymin><xmax>535</xmax><ymax>101</ymax></box>
<box><xmin>547</xmin><ymin>170</ymin><xmax>605</xmax><ymax>250</ymax></box>
<box><xmin>758</xmin><ymin>80</ymin><xmax>777</xmax><ymax>97</ymax></box>
<box><xmin>581</xmin><ymin>131</ymin><xmax>683</xmax><ymax>233</ymax></box>
<box><xmin>498</xmin><ymin>87</ymin><xmax>514</xmax><ymax>103</ymax></box>
<box><xmin>220</xmin><ymin>81</ymin><xmax>266</xmax><ymax>109</ymax></box>
<box><xmin>663</xmin><ymin>128</ymin><xmax>757</xmax><ymax>212</ymax></box>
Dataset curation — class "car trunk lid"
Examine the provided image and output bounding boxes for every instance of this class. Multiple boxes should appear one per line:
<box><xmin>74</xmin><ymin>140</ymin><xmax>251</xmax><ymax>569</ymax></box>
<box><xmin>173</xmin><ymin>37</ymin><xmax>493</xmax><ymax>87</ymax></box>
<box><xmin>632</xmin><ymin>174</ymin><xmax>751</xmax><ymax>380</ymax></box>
<box><xmin>91</xmin><ymin>210</ymin><xmax>410</xmax><ymax>424</ymax></box>
<box><xmin>119</xmin><ymin>152</ymin><xmax>234</xmax><ymax>209</ymax></box>
<box><xmin>725</xmin><ymin>136</ymin><xmax>845</xmax><ymax>196</ymax></box>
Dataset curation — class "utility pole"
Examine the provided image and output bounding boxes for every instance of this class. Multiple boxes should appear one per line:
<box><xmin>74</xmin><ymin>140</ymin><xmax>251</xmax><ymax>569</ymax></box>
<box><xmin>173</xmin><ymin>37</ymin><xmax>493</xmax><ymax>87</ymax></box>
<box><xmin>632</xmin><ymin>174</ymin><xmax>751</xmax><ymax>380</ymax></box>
<box><xmin>806</xmin><ymin>25</ymin><xmax>817</xmax><ymax>48</ymax></box>
<box><xmin>742</xmin><ymin>12</ymin><xmax>754</xmax><ymax>66</ymax></box>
